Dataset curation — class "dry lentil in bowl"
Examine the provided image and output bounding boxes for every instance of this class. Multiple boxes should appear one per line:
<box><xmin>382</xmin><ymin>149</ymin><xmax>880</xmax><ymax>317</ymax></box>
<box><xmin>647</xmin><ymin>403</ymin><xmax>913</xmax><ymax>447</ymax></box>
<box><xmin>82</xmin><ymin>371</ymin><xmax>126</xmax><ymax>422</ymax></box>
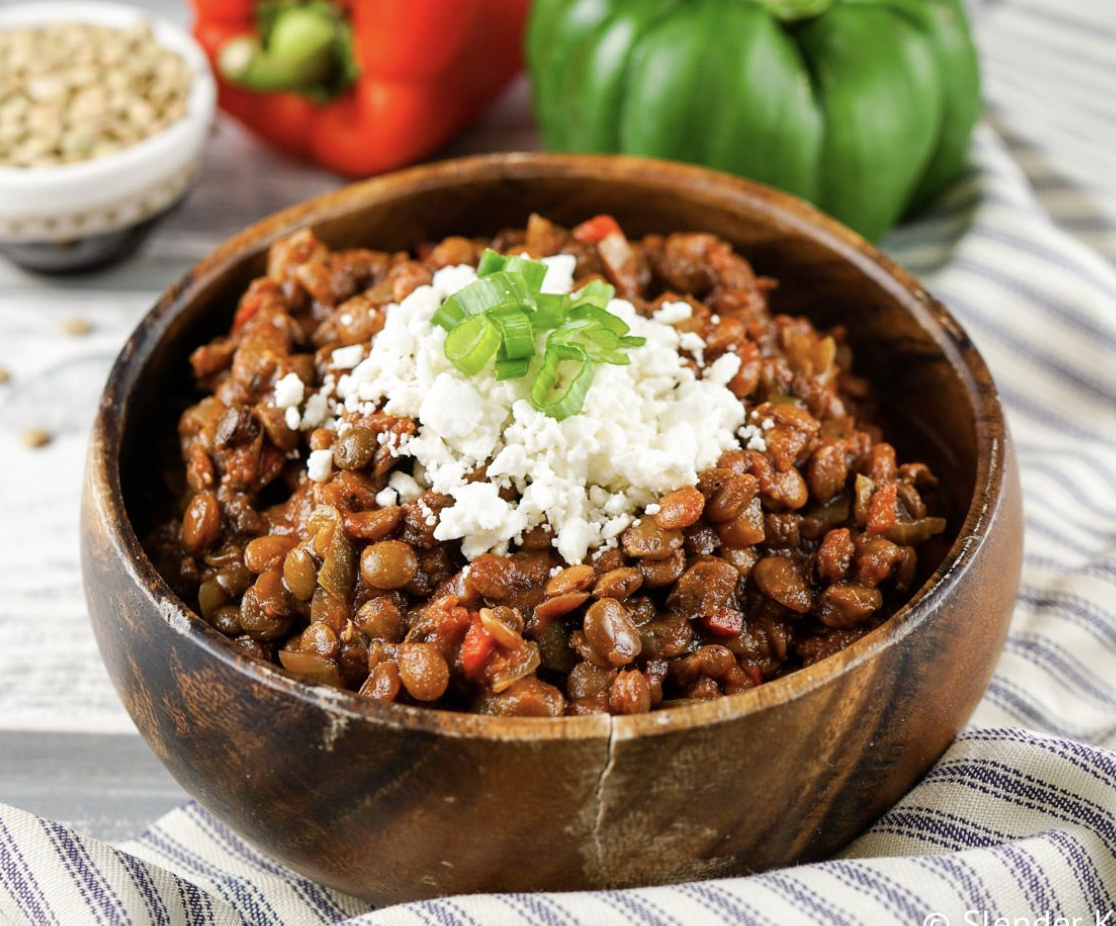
<box><xmin>148</xmin><ymin>214</ymin><xmax>948</xmax><ymax>717</ymax></box>
<box><xmin>0</xmin><ymin>19</ymin><xmax>191</xmax><ymax>168</ymax></box>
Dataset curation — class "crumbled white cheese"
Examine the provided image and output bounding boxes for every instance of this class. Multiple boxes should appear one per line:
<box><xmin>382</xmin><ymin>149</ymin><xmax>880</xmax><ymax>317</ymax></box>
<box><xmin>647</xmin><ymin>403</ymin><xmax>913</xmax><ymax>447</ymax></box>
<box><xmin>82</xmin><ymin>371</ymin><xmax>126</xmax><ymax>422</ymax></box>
<box><xmin>738</xmin><ymin>424</ymin><xmax>768</xmax><ymax>453</ymax></box>
<box><xmin>540</xmin><ymin>254</ymin><xmax>577</xmax><ymax>294</ymax></box>
<box><xmin>601</xmin><ymin>515</ymin><xmax>631</xmax><ymax>540</ymax></box>
<box><xmin>420</xmin><ymin>374</ymin><xmax>485</xmax><ymax>441</ymax></box>
<box><xmin>706</xmin><ymin>352</ymin><xmax>742</xmax><ymax>386</ymax></box>
<box><xmin>284</xmin><ymin>407</ymin><xmax>301</xmax><ymax>431</ymax></box>
<box><xmin>762</xmin><ymin>417</ymin><xmax>775</xmax><ymax>430</ymax></box>
<box><xmin>375</xmin><ymin>487</ymin><xmax>398</xmax><ymax>508</ymax></box>
<box><xmin>644</xmin><ymin>503</ymin><xmax>661</xmax><ymax>516</ymax></box>
<box><xmin>652</xmin><ymin>300</ymin><xmax>693</xmax><ymax>326</ymax></box>
<box><xmin>273</xmin><ymin>372</ymin><xmax>304</xmax><ymax>409</ymax></box>
<box><xmin>388</xmin><ymin>471</ymin><xmax>423</xmax><ymax>502</ymax></box>
<box><xmin>679</xmin><ymin>331</ymin><xmax>706</xmax><ymax>366</ymax></box>
<box><xmin>307</xmin><ymin>449</ymin><xmax>333</xmax><ymax>482</ymax></box>
<box><xmin>301</xmin><ymin>393</ymin><xmax>329</xmax><ymax>430</ymax></box>
<box><xmin>302</xmin><ymin>264</ymin><xmax>747</xmax><ymax>563</ymax></box>
<box><xmin>331</xmin><ymin>344</ymin><xmax>364</xmax><ymax>370</ymax></box>
<box><xmin>432</xmin><ymin>264</ymin><xmax>478</xmax><ymax>300</ymax></box>
<box><xmin>437</xmin><ymin>482</ymin><xmax>523</xmax><ymax>559</ymax></box>
<box><xmin>417</xmin><ymin>498</ymin><xmax>438</xmax><ymax>528</ymax></box>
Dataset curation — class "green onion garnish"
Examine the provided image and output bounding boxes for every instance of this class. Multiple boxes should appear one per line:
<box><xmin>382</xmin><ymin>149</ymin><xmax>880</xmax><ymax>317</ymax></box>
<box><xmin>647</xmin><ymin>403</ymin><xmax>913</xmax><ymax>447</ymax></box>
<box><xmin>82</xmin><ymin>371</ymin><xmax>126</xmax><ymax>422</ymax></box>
<box><xmin>444</xmin><ymin>313</ymin><xmax>501</xmax><ymax>376</ymax></box>
<box><xmin>437</xmin><ymin>248</ymin><xmax>645</xmax><ymax>419</ymax></box>
<box><xmin>490</xmin><ymin>307</ymin><xmax>536</xmax><ymax>360</ymax></box>
<box><xmin>494</xmin><ymin>357</ymin><xmax>531</xmax><ymax>381</ymax></box>
<box><xmin>531</xmin><ymin>344</ymin><xmax>596</xmax><ymax>421</ymax></box>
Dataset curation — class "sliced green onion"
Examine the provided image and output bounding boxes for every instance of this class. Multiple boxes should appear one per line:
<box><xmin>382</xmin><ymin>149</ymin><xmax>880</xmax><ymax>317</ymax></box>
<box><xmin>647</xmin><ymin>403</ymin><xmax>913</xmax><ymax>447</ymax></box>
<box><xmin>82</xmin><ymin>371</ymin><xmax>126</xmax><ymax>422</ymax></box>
<box><xmin>444</xmin><ymin>314</ymin><xmax>501</xmax><ymax>376</ymax></box>
<box><xmin>442</xmin><ymin>271</ymin><xmax>537</xmax><ymax>321</ymax></box>
<box><xmin>531</xmin><ymin>344</ymin><xmax>595</xmax><ymax>421</ymax></box>
<box><xmin>568</xmin><ymin>304</ymin><xmax>629</xmax><ymax>336</ymax></box>
<box><xmin>531</xmin><ymin>293</ymin><xmax>570</xmax><ymax>329</ymax></box>
<box><xmin>477</xmin><ymin>249</ymin><xmax>548</xmax><ymax>291</ymax></box>
<box><xmin>431</xmin><ymin>299</ymin><xmax>467</xmax><ymax>331</ymax></box>
<box><xmin>502</xmin><ymin>255</ymin><xmax>548</xmax><ymax>291</ymax></box>
<box><xmin>583</xmin><ymin>327</ymin><xmax>621</xmax><ymax>347</ymax></box>
<box><xmin>435</xmin><ymin>244</ymin><xmax>644</xmax><ymax>418</ymax></box>
<box><xmin>476</xmin><ymin>249</ymin><xmax>506</xmax><ymax>277</ymax></box>
<box><xmin>491</xmin><ymin>308</ymin><xmax>536</xmax><ymax>360</ymax></box>
<box><xmin>572</xmin><ymin>279</ymin><xmax>615</xmax><ymax>309</ymax></box>
<box><xmin>494</xmin><ymin>357</ymin><xmax>531</xmax><ymax>380</ymax></box>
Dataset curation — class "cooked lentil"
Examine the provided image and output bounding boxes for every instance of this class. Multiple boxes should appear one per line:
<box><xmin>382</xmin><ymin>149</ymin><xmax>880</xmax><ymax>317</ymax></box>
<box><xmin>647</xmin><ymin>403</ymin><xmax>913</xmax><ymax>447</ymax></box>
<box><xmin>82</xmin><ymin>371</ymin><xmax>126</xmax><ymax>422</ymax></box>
<box><xmin>149</xmin><ymin>216</ymin><xmax>948</xmax><ymax>716</ymax></box>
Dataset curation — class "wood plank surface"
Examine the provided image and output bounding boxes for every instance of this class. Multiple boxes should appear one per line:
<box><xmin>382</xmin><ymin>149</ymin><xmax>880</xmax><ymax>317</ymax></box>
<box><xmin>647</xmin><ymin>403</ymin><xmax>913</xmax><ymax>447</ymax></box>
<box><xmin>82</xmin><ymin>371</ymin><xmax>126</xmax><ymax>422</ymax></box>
<box><xmin>0</xmin><ymin>732</ymin><xmax>187</xmax><ymax>842</ymax></box>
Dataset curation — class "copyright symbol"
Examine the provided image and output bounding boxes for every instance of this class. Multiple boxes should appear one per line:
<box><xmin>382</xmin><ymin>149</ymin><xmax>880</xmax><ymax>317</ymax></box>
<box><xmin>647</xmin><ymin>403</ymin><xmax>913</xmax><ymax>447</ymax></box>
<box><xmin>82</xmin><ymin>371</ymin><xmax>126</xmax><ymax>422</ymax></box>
<box><xmin>923</xmin><ymin>915</ymin><xmax>950</xmax><ymax>926</ymax></box>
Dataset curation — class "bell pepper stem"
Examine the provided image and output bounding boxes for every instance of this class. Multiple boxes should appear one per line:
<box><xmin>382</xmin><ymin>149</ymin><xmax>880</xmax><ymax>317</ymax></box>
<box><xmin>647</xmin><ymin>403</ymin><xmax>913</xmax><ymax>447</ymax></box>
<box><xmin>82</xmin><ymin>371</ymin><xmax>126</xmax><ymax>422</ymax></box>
<box><xmin>218</xmin><ymin>5</ymin><xmax>342</xmax><ymax>93</ymax></box>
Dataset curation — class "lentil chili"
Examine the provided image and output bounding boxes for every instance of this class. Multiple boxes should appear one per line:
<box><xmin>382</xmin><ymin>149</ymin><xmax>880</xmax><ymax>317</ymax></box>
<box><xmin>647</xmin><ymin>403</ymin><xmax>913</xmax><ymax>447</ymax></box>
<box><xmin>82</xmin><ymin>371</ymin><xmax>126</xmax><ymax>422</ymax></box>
<box><xmin>148</xmin><ymin>215</ymin><xmax>947</xmax><ymax>717</ymax></box>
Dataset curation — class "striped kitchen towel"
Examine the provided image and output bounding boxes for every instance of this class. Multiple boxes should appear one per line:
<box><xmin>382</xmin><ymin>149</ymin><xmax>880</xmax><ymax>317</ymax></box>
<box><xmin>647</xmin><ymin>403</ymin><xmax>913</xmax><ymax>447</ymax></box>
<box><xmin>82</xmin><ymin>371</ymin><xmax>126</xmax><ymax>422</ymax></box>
<box><xmin>5</xmin><ymin>0</ymin><xmax>1116</xmax><ymax>919</ymax></box>
<box><xmin>3</xmin><ymin>728</ymin><xmax>1116</xmax><ymax>924</ymax></box>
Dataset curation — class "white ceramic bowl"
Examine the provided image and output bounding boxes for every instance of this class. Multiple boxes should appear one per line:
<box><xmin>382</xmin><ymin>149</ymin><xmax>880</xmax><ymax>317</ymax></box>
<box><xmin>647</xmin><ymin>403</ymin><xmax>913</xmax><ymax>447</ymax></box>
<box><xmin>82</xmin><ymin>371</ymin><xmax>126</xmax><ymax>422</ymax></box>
<box><xmin>0</xmin><ymin>1</ymin><xmax>216</xmax><ymax>271</ymax></box>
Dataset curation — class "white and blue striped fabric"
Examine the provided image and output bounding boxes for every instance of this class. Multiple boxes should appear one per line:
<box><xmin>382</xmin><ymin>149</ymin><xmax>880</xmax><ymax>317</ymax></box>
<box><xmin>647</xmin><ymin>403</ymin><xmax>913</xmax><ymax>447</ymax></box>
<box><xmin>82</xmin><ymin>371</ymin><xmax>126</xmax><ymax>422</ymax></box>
<box><xmin>3</xmin><ymin>0</ymin><xmax>1116</xmax><ymax>922</ymax></box>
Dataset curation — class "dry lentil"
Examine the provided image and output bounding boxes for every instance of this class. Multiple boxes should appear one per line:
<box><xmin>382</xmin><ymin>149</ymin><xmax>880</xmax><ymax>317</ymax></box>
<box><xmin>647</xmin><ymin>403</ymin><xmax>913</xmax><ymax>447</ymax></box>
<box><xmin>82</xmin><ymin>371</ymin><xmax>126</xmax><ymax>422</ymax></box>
<box><xmin>0</xmin><ymin>21</ymin><xmax>192</xmax><ymax>168</ymax></box>
<box><xmin>59</xmin><ymin>317</ymin><xmax>92</xmax><ymax>337</ymax></box>
<box><xmin>20</xmin><ymin>427</ymin><xmax>51</xmax><ymax>449</ymax></box>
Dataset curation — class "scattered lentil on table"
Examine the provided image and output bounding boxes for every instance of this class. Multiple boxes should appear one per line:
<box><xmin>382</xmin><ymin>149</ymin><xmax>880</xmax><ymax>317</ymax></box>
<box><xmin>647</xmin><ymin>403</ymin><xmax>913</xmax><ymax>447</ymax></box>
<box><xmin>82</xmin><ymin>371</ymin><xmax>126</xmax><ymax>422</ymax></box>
<box><xmin>149</xmin><ymin>215</ymin><xmax>947</xmax><ymax>717</ymax></box>
<box><xmin>59</xmin><ymin>317</ymin><xmax>92</xmax><ymax>337</ymax></box>
<box><xmin>0</xmin><ymin>20</ymin><xmax>192</xmax><ymax>168</ymax></box>
<box><xmin>20</xmin><ymin>427</ymin><xmax>51</xmax><ymax>449</ymax></box>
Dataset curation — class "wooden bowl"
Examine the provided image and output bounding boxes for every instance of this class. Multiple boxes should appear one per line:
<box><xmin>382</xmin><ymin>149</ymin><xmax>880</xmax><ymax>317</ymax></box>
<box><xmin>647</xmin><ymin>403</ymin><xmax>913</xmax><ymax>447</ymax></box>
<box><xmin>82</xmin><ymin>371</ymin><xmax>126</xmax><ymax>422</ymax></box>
<box><xmin>81</xmin><ymin>153</ymin><xmax>1022</xmax><ymax>904</ymax></box>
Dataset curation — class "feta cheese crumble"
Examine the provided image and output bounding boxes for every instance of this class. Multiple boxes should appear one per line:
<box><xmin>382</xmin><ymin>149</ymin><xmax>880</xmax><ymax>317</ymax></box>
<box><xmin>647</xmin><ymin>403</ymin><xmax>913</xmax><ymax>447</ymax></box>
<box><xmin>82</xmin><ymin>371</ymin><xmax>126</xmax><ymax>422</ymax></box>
<box><xmin>678</xmin><ymin>331</ymin><xmax>706</xmax><ymax>366</ymax></box>
<box><xmin>706</xmin><ymin>352</ymin><xmax>742</xmax><ymax>386</ymax></box>
<box><xmin>738</xmin><ymin>424</ymin><xmax>768</xmax><ymax>453</ymax></box>
<box><xmin>293</xmin><ymin>263</ymin><xmax>750</xmax><ymax>563</ymax></box>
<box><xmin>331</xmin><ymin>344</ymin><xmax>364</xmax><ymax>370</ymax></box>
<box><xmin>273</xmin><ymin>372</ymin><xmax>304</xmax><ymax>409</ymax></box>
<box><xmin>307</xmin><ymin>449</ymin><xmax>333</xmax><ymax>483</ymax></box>
<box><xmin>651</xmin><ymin>300</ymin><xmax>693</xmax><ymax>326</ymax></box>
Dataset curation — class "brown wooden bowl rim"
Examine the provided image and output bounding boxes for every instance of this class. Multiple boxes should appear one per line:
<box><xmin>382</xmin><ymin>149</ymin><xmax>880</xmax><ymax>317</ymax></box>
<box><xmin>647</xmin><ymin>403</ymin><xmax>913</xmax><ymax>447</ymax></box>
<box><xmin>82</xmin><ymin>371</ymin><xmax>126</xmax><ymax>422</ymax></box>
<box><xmin>87</xmin><ymin>151</ymin><xmax>1009</xmax><ymax>744</ymax></box>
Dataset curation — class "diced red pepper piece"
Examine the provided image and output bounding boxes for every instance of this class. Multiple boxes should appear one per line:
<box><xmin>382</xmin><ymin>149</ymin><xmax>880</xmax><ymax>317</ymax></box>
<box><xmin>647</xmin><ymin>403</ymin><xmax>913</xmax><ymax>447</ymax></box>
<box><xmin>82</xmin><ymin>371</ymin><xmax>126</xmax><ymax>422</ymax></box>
<box><xmin>461</xmin><ymin>616</ymin><xmax>495</xmax><ymax>680</ymax></box>
<box><xmin>572</xmin><ymin>214</ymin><xmax>622</xmax><ymax>243</ymax></box>
<box><xmin>701</xmin><ymin>608</ymin><xmax>744</xmax><ymax>638</ymax></box>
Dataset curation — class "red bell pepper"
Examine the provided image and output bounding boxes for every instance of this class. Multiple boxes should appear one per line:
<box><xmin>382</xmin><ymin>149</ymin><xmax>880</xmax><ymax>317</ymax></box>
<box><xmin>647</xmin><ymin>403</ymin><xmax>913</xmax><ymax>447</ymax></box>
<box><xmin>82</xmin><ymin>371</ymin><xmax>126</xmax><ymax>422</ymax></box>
<box><xmin>572</xmin><ymin>214</ymin><xmax>622</xmax><ymax>244</ymax></box>
<box><xmin>460</xmin><ymin>616</ymin><xmax>495</xmax><ymax>681</ymax></box>
<box><xmin>190</xmin><ymin>0</ymin><xmax>530</xmax><ymax>176</ymax></box>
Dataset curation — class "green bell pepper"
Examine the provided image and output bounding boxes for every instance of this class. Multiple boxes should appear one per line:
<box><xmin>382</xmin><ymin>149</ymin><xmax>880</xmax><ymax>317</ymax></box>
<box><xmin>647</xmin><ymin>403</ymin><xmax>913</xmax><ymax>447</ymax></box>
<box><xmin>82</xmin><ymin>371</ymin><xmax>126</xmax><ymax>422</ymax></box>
<box><xmin>526</xmin><ymin>0</ymin><xmax>980</xmax><ymax>241</ymax></box>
